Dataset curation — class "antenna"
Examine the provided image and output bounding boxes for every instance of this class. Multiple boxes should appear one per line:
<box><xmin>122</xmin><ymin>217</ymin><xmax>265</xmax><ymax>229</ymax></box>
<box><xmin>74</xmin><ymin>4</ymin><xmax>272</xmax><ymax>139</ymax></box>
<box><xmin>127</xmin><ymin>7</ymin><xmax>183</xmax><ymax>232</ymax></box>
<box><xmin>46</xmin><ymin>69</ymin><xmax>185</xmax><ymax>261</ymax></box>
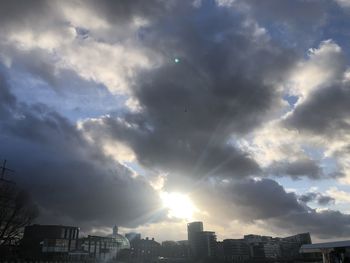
<box><xmin>0</xmin><ymin>159</ymin><xmax>14</xmax><ymax>181</ymax></box>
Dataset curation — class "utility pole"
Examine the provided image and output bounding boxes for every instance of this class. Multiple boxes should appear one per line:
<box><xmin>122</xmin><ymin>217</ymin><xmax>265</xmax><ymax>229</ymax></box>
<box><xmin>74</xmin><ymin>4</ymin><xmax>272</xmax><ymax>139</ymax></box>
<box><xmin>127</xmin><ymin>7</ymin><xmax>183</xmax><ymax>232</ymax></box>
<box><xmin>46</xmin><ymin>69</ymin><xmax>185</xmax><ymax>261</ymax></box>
<box><xmin>0</xmin><ymin>159</ymin><xmax>15</xmax><ymax>207</ymax></box>
<box><xmin>0</xmin><ymin>160</ymin><xmax>14</xmax><ymax>182</ymax></box>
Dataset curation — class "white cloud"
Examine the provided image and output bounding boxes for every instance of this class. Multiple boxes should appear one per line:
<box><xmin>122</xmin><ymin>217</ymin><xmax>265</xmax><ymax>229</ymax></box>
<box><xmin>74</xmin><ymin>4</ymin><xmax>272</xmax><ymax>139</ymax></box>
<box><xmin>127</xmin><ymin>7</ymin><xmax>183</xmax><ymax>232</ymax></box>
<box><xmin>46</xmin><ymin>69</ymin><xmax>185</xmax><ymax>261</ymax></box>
<box><xmin>335</xmin><ymin>0</ymin><xmax>350</xmax><ymax>8</ymax></box>
<box><xmin>327</xmin><ymin>187</ymin><xmax>350</xmax><ymax>203</ymax></box>
<box><xmin>287</xmin><ymin>40</ymin><xmax>345</xmax><ymax>101</ymax></box>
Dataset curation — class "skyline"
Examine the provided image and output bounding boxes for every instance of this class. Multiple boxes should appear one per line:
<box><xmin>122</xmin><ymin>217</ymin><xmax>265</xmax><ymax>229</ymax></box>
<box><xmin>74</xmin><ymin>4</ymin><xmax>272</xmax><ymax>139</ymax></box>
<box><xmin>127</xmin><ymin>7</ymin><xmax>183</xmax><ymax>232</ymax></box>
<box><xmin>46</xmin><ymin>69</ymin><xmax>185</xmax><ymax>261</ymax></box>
<box><xmin>2</xmin><ymin>0</ymin><xmax>350</xmax><ymax>243</ymax></box>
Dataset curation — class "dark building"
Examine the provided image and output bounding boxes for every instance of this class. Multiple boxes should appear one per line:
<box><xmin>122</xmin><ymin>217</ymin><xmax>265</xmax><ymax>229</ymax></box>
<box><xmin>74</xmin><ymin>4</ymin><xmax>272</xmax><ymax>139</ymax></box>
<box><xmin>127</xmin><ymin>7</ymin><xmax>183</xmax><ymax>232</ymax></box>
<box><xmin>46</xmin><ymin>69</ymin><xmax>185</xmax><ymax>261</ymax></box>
<box><xmin>126</xmin><ymin>232</ymin><xmax>142</xmax><ymax>244</ymax></box>
<box><xmin>80</xmin><ymin>234</ymin><xmax>130</xmax><ymax>261</ymax></box>
<box><xmin>21</xmin><ymin>224</ymin><xmax>79</xmax><ymax>260</ymax></box>
<box><xmin>280</xmin><ymin>233</ymin><xmax>312</xmax><ymax>259</ymax></box>
<box><xmin>128</xmin><ymin>237</ymin><xmax>161</xmax><ymax>262</ymax></box>
<box><xmin>223</xmin><ymin>239</ymin><xmax>250</xmax><ymax>263</ymax></box>
<box><xmin>187</xmin><ymin>221</ymin><xmax>203</xmax><ymax>258</ymax></box>
<box><xmin>282</xmin><ymin>232</ymin><xmax>311</xmax><ymax>245</ymax></box>
<box><xmin>196</xmin><ymin>231</ymin><xmax>217</xmax><ymax>259</ymax></box>
<box><xmin>242</xmin><ymin>232</ymin><xmax>312</xmax><ymax>261</ymax></box>
<box><xmin>161</xmin><ymin>240</ymin><xmax>189</xmax><ymax>259</ymax></box>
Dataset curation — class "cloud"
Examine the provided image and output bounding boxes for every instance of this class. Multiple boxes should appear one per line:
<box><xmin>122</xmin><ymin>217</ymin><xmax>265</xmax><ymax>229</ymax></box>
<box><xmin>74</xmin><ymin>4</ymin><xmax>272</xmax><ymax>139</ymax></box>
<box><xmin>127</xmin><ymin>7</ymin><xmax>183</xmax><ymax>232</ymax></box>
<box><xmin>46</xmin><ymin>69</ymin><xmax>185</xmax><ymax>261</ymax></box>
<box><xmin>194</xmin><ymin>178</ymin><xmax>350</xmax><ymax>239</ymax></box>
<box><xmin>1</xmin><ymin>0</ymin><xmax>350</xmax><ymax>241</ymax></box>
<box><xmin>81</xmin><ymin>1</ymin><xmax>298</xmax><ymax>181</ymax></box>
<box><xmin>0</xmin><ymin>70</ymin><xmax>165</xmax><ymax>231</ymax></box>
<box><xmin>327</xmin><ymin>187</ymin><xmax>350</xmax><ymax>204</ymax></box>
<box><xmin>286</xmin><ymin>40</ymin><xmax>346</xmax><ymax>100</ymax></box>
<box><xmin>237</xmin><ymin>40</ymin><xmax>348</xmax><ymax>181</ymax></box>
<box><xmin>240</xmin><ymin>0</ymin><xmax>326</xmax><ymax>24</ymax></box>
<box><xmin>267</xmin><ymin>158</ymin><xmax>333</xmax><ymax>180</ymax></box>
<box><xmin>0</xmin><ymin>71</ymin><xmax>16</xmax><ymax>117</ymax></box>
<box><xmin>335</xmin><ymin>0</ymin><xmax>350</xmax><ymax>8</ymax></box>
<box><xmin>220</xmin><ymin>0</ymin><xmax>328</xmax><ymax>48</ymax></box>
<box><xmin>286</xmin><ymin>81</ymin><xmax>350</xmax><ymax>137</ymax></box>
<box><xmin>299</xmin><ymin>192</ymin><xmax>335</xmax><ymax>206</ymax></box>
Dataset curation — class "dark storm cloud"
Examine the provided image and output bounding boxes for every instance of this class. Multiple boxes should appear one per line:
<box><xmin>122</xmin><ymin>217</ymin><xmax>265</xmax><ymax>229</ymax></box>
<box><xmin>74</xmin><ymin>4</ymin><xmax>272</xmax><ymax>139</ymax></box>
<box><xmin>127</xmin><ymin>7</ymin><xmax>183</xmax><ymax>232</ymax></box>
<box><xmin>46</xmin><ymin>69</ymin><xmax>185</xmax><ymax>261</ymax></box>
<box><xmin>299</xmin><ymin>192</ymin><xmax>335</xmax><ymax>205</ymax></box>
<box><xmin>83</xmin><ymin>1</ymin><xmax>297</xmax><ymax>179</ymax></box>
<box><xmin>267</xmin><ymin>158</ymin><xmax>337</xmax><ymax>180</ymax></box>
<box><xmin>196</xmin><ymin>178</ymin><xmax>350</xmax><ymax>239</ymax></box>
<box><xmin>228</xmin><ymin>179</ymin><xmax>304</xmax><ymax>220</ymax></box>
<box><xmin>0</xmin><ymin>70</ymin><xmax>165</xmax><ymax>231</ymax></box>
<box><xmin>285</xmin><ymin>82</ymin><xmax>350</xmax><ymax>137</ymax></box>
<box><xmin>272</xmin><ymin>210</ymin><xmax>350</xmax><ymax>239</ymax></box>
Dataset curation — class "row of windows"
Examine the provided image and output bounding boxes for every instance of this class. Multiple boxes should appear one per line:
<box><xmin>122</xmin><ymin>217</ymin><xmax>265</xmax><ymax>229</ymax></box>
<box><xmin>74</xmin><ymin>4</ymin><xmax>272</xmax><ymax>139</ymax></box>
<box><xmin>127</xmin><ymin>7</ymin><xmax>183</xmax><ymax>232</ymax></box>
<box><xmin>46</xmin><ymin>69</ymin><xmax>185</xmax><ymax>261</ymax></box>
<box><xmin>60</xmin><ymin>228</ymin><xmax>78</xmax><ymax>239</ymax></box>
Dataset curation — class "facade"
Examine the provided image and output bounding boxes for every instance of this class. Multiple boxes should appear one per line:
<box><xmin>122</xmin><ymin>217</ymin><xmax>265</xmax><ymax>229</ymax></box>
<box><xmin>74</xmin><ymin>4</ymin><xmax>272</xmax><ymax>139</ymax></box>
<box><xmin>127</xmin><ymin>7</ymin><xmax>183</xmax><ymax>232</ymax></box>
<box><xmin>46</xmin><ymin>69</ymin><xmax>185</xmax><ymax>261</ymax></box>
<box><xmin>161</xmin><ymin>240</ymin><xmax>189</xmax><ymax>258</ymax></box>
<box><xmin>21</xmin><ymin>224</ymin><xmax>79</xmax><ymax>260</ymax></box>
<box><xmin>280</xmin><ymin>233</ymin><xmax>312</xmax><ymax>259</ymax></box>
<box><xmin>195</xmin><ymin>231</ymin><xmax>217</xmax><ymax>259</ymax></box>
<box><xmin>128</xmin><ymin>237</ymin><xmax>161</xmax><ymax>262</ymax></box>
<box><xmin>263</xmin><ymin>242</ymin><xmax>281</xmax><ymax>258</ymax></box>
<box><xmin>126</xmin><ymin>232</ymin><xmax>142</xmax><ymax>244</ymax></box>
<box><xmin>223</xmin><ymin>239</ymin><xmax>250</xmax><ymax>263</ymax></box>
<box><xmin>241</xmin><ymin>233</ymin><xmax>312</xmax><ymax>260</ymax></box>
<box><xmin>80</xmin><ymin>234</ymin><xmax>130</xmax><ymax>261</ymax></box>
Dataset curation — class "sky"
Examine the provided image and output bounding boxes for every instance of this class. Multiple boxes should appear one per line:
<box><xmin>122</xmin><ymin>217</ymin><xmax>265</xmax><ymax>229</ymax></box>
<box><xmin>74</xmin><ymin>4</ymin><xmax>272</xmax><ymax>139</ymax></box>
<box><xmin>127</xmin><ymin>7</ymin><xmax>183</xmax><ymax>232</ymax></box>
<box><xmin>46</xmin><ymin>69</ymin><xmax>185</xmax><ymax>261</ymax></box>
<box><xmin>2</xmin><ymin>0</ymin><xmax>350</xmax><ymax>243</ymax></box>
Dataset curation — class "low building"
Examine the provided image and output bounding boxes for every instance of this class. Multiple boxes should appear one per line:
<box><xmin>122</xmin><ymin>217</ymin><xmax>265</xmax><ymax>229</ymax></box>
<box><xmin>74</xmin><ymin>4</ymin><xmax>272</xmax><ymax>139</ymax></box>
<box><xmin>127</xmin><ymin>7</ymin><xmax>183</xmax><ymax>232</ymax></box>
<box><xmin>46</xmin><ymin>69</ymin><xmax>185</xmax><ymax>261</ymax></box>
<box><xmin>126</xmin><ymin>232</ymin><xmax>142</xmax><ymax>244</ymax></box>
<box><xmin>300</xmin><ymin>240</ymin><xmax>350</xmax><ymax>263</ymax></box>
<box><xmin>129</xmin><ymin>237</ymin><xmax>161</xmax><ymax>262</ymax></box>
<box><xmin>263</xmin><ymin>242</ymin><xmax>281</xmax><ymax>259</ymax></box>
<box><xmin>20</xmin><ymin>224</ymin><xmax>79</xmax><ymax>260</ymax></box>
<box><xmin>161</xmin><ymin>240</ymin><xmax>189</xmax><ymax>259</ymax></box>
<box><xmin>223</xmin><ymin>239</ymin><xmax>250</xmax><ymax>263</ymax></box>
<box><xmin>80</xmin><ymin>234</ymin><xmax>130</xmax><ymax>261</ymax></box>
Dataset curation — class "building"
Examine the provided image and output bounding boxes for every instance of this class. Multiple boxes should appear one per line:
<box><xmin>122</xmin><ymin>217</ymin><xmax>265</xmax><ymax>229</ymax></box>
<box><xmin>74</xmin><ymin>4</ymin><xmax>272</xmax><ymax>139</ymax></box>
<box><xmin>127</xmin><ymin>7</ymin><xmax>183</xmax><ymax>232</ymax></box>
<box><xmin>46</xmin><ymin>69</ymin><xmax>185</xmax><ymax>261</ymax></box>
<box><xmin>126</xmin><ymin>232</ymin><xmax>142</xmax><ymax>244</ymax></box>
<box><xmin>280</xmin><ymin>233</ymin><xmax>312</xmax><ymax>259</ymax></box>
<box><xmin>128</xmin><ymin>237</ymin><xmax>161</xmax><ymax>262</ymax></box>
<box><xmin>80</xmin><ymin>234</ymin><xmax>130</xmax><ymax>261</ymax></box>
<box><xmin>244</xmin><ymin>235</ymin><xmax>272</xmax><ymax>244</ymax></box>
<box><xmin>242</xmin><ymin>232</ymin><xmax>312</xmax><ymax>260</ymax></box>
<box><xmin>283</xmin><ymin>232</ymin><xmax>311</xmax><ymax>245</ymax></box>
<box><xmin>195</xmin><ymin>231</ymin><xmax>217</xmax><ymax>259</ymax></box>
<box><xmin>223</xmin><ymin>239</ymin><xmax>250</xmax><ymax>263</ymax></box>
<box><xmin>161</xmin><ymin>240</ymin><xmax>189</xmax><ymax>259</ymax></box>
<box><xmin>300</xmin><ymin>240</ymin><xmax>350</xmax><ymax>263</ymax></box>
<box><xmin>187</xmin><ymin>221</ymin><xmax>203</xmax><ymax>258</ymax></box>
<box><xmin>263</xmin><ymin>242</ymin><xmax>281</xmax><ymax>258</ymax></box>
<box><xmin>20</xmin><ymin>224</ymin><xmax>79</xmax><ymax>260</ymax></box>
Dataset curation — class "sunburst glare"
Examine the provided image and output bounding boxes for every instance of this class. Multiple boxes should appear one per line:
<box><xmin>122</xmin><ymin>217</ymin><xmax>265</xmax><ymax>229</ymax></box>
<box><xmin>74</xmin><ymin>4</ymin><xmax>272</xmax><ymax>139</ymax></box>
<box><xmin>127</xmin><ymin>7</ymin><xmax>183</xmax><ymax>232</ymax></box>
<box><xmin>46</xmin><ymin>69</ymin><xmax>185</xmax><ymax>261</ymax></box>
<box><xmin>160</xmin><ymin>192</ymin><xmax>196</xmax><ymax>220</ymax></box>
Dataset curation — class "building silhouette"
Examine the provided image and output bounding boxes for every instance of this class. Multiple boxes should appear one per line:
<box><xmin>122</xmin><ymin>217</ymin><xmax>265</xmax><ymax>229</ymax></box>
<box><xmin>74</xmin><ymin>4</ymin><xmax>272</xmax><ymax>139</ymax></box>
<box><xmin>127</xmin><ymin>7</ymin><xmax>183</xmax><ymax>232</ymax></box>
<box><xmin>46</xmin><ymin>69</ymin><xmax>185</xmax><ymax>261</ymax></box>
<box><xmin>223</xmin><ymin>239</ymin><xmax>250</xmax><ymax>263</ymax></box>
<box><xmin>187</xmin><ymin>221</ymin><xmax>203</xmax><ymax>258</ymax></box>
<box><xmin>187</xmin><ymin>221</ymin><xmax>217</xmax><ymax>261</ymax></box>
<box><xmin>21</xmin><ymin>225</ymin><xmax>79</xmax><ymax>260</ymax></box>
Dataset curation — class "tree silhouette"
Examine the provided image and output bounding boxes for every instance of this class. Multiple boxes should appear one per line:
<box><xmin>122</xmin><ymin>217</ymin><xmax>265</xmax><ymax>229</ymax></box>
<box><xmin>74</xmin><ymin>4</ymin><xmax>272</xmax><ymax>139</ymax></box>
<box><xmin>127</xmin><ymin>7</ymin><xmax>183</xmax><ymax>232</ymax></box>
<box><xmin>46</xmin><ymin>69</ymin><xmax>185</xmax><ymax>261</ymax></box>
<box><xmin>0</xmin><ymin>180</ymin><xmax>38</xmax><ymax>246</ymax></box>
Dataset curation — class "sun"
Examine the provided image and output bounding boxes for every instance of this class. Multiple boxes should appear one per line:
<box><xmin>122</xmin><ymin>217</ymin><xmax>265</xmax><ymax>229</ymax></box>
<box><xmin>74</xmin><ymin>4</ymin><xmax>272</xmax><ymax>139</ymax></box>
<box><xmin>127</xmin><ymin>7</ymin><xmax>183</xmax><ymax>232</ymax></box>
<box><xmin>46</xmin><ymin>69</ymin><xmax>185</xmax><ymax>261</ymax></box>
<box><xmin>160</xmin><ymin>192</ymin><xmax>196</xmax><ymax>220</ymax></box>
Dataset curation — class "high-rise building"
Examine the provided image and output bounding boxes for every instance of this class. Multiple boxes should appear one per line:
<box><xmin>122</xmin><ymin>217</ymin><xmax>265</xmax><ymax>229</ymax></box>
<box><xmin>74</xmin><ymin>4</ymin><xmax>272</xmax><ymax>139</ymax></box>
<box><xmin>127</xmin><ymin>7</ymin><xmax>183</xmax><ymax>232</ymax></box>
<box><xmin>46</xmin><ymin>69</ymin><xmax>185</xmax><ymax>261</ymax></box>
<box><xmin>187</xmin><ymin>221</ymin><xmax>203</xmax><ymax>258</ymax></box>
